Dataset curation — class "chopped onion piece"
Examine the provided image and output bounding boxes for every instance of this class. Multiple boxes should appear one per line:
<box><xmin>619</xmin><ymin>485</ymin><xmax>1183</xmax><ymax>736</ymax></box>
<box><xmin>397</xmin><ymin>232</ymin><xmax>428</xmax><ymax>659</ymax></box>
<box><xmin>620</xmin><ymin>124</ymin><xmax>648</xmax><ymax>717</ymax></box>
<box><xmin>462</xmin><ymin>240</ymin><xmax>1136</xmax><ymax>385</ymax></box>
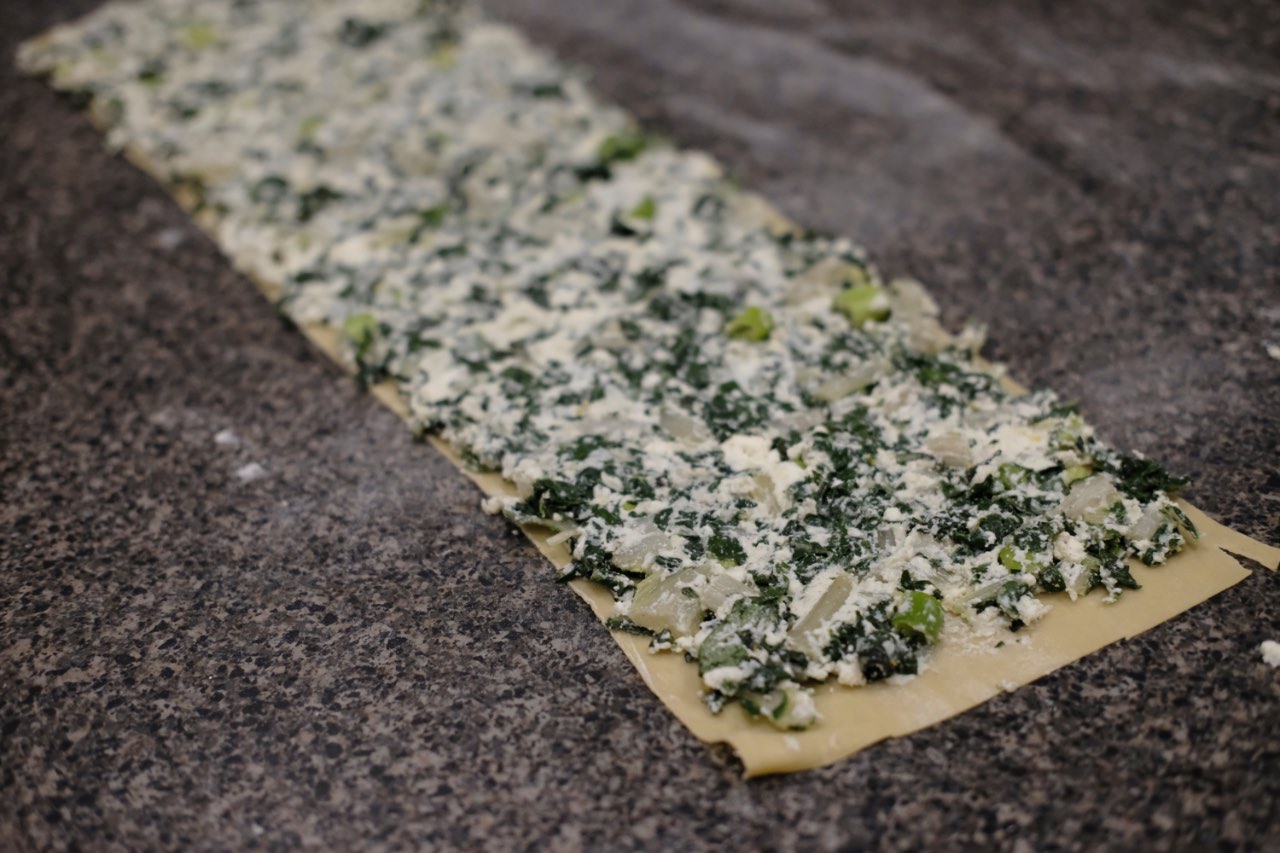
<box><xmin>789</xmin><ymin>574</ymin><xmax>854</xmax><ymax>660</ymax></box>
<box><xmin>888</xmin><ymin>278</ymin><xmax>951</xmax><ymax>352</ymax></box>
<box><xmin>1059</xmin><ymin>475</ymin><xmax>1121</xmax><ymax>524</ymax></box>
<box><xmin>698</xmin><ymin>569</ymin><xmax>757</xmax><ymax>613</ymax></box>
<box><xmin>1127</xmin><ymin>505</ymin><xmax>1165</xmax><ymax>543</ymax></box>
<box><xmin>811</xmin><ymin>357</ymin><xmax>888</xmax><ymax>402</ymax></box>
<box><xmin>785</xmin><ymin>257</ymin><xmax>855</xmax><ymax>305</ymax></box>
<box><xmin>925</xmin><ymin>432</ymin><xmax>974</xmax><ymax>468</ymax></box>
<box><xmin>659</xmin><ymin>406</ymin><xmax>711</xmax><ymax>445</ymax></box>
<box><xmin>629</xmin><ymin>568</ymin><xmax>703</xmax><ymax>636</ymax></box>
<box><xmin>611</xmin><ymin>519</ymin><xmax>672</xmax><ymax>572</ymax></box>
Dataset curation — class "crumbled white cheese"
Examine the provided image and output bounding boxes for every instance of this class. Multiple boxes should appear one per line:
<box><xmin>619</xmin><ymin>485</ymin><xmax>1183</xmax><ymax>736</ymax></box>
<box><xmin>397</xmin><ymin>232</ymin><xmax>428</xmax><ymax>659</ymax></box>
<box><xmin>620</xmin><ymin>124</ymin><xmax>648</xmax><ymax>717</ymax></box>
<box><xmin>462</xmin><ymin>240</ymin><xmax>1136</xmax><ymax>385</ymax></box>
<box><xmin>1054</xmin><ymin>532</ymin><xmax>1088</xmax><ymax>564</ymax></box>
<box><xmin>1261</xmin><ymin>640</ymin><xmax>1280</xmax><ymax>668</ymax></box>
<box><xmin>702</xmin><ymin>663</ymin><xmax>756</xmax><ymax>692</ymax></box>
<box><xmin>720</xmin><ymin>435</ymin><xmax>774</xmax><ymax>471</ymax></box>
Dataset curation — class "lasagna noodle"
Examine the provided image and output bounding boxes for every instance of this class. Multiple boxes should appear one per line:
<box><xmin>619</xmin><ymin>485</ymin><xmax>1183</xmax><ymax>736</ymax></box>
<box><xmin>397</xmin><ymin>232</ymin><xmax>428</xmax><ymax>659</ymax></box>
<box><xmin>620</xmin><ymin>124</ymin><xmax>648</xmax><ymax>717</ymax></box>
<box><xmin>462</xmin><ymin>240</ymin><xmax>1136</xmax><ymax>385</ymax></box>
<box><xmin>26</xmin><ymin>8</ymin><xmax>1280</xmax><ymax>777</ymax></box>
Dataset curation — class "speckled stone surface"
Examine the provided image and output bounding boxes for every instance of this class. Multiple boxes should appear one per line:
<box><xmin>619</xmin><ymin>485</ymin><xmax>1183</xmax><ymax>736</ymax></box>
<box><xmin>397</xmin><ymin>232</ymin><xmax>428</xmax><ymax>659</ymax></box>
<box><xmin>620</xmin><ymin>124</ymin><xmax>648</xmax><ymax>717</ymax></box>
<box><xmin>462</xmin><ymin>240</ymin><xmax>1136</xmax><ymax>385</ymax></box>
<box><xmin>2</xmin><ymin>0</ymin><xmax>1278</xmax><ymax>849</ymax></box>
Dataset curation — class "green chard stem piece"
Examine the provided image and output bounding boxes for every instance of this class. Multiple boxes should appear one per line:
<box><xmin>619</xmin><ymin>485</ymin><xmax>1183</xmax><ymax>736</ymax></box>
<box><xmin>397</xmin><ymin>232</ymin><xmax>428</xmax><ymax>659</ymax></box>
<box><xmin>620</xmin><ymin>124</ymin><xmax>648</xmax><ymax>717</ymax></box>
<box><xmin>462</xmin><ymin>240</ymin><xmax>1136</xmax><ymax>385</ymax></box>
<box><xmin>725</xmin><ymin>306</ymin><xmax>775</xmax><ymax>342</ymax></box>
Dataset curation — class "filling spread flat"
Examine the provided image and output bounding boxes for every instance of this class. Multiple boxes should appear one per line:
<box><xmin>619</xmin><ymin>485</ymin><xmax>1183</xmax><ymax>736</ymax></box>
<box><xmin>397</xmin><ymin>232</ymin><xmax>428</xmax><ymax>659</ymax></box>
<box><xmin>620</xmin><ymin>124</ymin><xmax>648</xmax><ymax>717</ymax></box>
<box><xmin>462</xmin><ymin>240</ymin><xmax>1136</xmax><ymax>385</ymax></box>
<box><xmin>20</xmin><ymin>0</ymin><xmax>1199</xmax><ymax>730</ymax></box>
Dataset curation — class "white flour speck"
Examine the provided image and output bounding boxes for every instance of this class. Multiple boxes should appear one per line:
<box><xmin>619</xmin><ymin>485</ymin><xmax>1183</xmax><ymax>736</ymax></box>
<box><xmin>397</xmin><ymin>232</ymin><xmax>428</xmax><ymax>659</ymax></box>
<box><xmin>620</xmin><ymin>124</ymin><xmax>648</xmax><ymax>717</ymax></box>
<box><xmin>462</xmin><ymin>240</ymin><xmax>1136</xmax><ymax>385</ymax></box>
<box><xmin>155</xmin><ymin>227</ymin><xmax>187</xmax><ymax>251</ymax></box>
<box><xmin>235</xmin><ymin>462</ymin><xmax>268</xmax><ymax>483</ymax></box>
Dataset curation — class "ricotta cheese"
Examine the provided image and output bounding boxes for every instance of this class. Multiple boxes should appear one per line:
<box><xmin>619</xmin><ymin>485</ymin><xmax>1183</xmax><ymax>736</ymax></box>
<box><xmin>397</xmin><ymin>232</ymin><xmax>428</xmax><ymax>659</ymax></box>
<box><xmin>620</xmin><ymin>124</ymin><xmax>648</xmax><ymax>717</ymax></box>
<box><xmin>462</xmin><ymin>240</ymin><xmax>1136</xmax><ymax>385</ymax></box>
<box><xmin>1261</xmin><ymin>640</ymin><xmax>1280</xmax><ymax>668</ymax></box>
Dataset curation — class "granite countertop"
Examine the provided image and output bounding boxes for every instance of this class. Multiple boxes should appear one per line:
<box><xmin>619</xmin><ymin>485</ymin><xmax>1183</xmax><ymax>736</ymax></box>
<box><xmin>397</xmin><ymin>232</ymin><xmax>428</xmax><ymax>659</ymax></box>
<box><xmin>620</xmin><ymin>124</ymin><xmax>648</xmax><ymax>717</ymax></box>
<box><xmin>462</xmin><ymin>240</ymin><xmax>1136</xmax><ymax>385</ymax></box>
<box><xmin>2</xmin><ymin>0</ymin><xmax>1278</xmax><ymax>848</ymax></box>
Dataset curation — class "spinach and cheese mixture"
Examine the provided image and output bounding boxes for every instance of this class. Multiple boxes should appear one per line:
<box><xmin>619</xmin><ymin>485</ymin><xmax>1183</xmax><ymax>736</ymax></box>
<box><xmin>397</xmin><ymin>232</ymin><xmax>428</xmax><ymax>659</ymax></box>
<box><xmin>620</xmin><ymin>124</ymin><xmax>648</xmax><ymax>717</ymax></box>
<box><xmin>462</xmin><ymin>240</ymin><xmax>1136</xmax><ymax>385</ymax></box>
<box><xmin>21</xmin><ymin>0</ymin><xmax>1199</xmax><ymax>729</ymax></box>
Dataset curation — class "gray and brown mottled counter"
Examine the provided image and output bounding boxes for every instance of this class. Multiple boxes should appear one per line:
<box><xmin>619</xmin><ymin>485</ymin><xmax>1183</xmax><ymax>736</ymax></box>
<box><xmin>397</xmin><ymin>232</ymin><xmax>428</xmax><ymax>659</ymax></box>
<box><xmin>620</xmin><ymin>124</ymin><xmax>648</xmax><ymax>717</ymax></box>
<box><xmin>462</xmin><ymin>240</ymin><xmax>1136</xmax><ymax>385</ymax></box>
<box><xmin>2</xmin><ymin>0</ymin><xmax>1278</xmax><ymax>849</ymax></box>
